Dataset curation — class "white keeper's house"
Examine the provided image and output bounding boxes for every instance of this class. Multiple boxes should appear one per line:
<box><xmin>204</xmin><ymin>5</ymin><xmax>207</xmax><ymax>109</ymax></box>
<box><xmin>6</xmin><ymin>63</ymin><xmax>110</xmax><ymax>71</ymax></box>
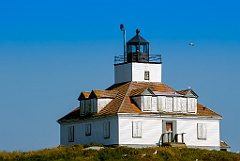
<box><xmin>57</xmin><ymin>29</ymin><xmax>223</xmax><ymax>150</ymax></box>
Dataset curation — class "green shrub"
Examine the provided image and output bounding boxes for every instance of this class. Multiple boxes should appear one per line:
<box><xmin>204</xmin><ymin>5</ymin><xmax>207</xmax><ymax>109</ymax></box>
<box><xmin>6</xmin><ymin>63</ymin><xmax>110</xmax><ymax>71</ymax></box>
<box><xmin>0</xmin><ymin>145</ymin><xmax>239</xmax><ymax>161</ymax></box>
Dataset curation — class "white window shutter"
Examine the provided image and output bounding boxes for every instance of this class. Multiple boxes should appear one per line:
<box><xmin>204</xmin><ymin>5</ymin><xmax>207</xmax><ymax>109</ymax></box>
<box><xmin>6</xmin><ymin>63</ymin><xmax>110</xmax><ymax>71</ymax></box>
<box><xmin>158</xmin><ymin>96</ymin><xmax>166</xmax><ymax>111</ymax></box>
<box><xmin>137</xmin><ymin>121</ymin><xmax>142</xmax><ymax>137</ymax></box>
<box><xmin>188</xmin><ymin>98</ymin><xmax>196</xmax><ymax>113</ymax></box>
<box><xmin>173</xmin><ymin>97</ymin><xmax>181</xmax><ymax>112</ymax></box>
<box><xmin>166</xmin><ymin>97</ymin><xmax>173</xmax><ymax>112</ymax></box>
<box><xmin>132</xmin><ymin>121</ymin><xmax>142</xmax><ymax>138</ymax></box>
<box><xmin>180</xmin><ymin>98</ymin><xmax>187</xmax><ymax>113</ymax></box>
<box><xmin>132</xmin><ymin>121</ymin><xmax>138</xmax><ymax>137</ymax></box>
<box><xmin>197</xmin><ymin>123</ymin><xmax>207</xmax><ymax>139</ymax></box>
<box><xmin>143</xmin><ymin>96</ymin><xmax>151</xmax><ymax>111</ymax></box>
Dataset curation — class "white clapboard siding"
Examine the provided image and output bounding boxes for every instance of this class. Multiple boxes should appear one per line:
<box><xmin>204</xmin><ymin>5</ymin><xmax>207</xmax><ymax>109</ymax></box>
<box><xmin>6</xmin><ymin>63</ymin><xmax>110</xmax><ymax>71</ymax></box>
<box><xmin>60</xmin><ymin>115</ymin><xmax>220</xmax><ymax>149</ymax></box>
<box><xmin>118</xmin><ymin>115</ymin><xmax>220</xmax><ymax>148</ymax></box>
<box><xmin>97</xmin><ymin>98</ymin><xmax>113</xmax><ymax>112</ymax></box>
<box><xmin>60</xmin><ymin>117</ymin><xmax>119</xmax><ymax>146</ymax></box>
<box><xmin>119</xmin><ymin>116</ymin><xmax>162</xmax><ymax>145</ymax></box>
<box><xmin>177</xmin><ymin>119</ymin><xmax>220</xmax><ymax>147</ymax></box>
<box><xmin>114</xmin><ymin>62</ymin><xmax>162</xmax><ymax>84</ymax></box>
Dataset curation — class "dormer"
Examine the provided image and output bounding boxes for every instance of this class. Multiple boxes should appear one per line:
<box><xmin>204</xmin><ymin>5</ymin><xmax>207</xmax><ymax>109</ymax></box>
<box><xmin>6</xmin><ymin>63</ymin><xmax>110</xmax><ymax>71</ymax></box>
<box><xmin>130</xmin><ymin>88</ymin><xmax>198</xmax><ymax>114</ymax></box>
<box><xmin>78</xmin><ymin>92</ymin><xmax>91</xmax><ymax>116</ymax></box>
<box><xmin>78</xmin><ymin>90</ymin><xmax>118</xmax><ymax>116</ymax></box>
<box><xmin>131</xmin><ymin>88</ymin><xmax>154</xmax><ymax>111</ymax></box>
<box><xmin>177</xmin><ymin>89</ymin><xmax>198</xmax><ymax>114</ymax></box>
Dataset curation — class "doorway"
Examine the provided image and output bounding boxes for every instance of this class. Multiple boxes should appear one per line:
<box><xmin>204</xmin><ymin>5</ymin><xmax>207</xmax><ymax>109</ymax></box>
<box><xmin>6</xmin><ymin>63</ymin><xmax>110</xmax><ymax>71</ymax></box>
<box><xmin>162</xmin><ymin>120</ymin><xmax>176</xmax><ymax>143</ymax></box>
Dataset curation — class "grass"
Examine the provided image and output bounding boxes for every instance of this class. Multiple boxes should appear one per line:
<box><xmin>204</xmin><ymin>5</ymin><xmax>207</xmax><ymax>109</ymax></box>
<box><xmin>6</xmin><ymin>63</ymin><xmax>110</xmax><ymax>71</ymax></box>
<box><xmin>0</xmin><ymin>144</ymin><xmax>239</xmax><ymax>161</ymax></box>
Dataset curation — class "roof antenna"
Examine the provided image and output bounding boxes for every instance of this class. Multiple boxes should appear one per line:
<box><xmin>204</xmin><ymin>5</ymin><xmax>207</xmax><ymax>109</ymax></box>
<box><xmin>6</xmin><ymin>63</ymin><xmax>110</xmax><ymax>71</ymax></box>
<box><xmin>120</xmin><ymin>24</ymin><xmax>126</xmax><ymax>62</ymax></box>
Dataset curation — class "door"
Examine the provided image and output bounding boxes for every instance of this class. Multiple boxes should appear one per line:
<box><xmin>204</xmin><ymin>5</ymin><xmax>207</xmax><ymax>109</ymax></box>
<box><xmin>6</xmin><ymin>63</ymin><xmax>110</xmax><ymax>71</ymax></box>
<box><xmin>162</xmin><ymin>120</ymin><xmax>176</xmax><ymax>143</ymax></box>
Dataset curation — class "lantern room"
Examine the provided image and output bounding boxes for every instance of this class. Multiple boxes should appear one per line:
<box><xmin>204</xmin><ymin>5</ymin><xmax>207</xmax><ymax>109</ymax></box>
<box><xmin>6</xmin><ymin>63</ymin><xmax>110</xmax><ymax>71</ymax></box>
<box><xmin>126</xmin><ymin>29</ymin><xmax>149</xmax><ymax>63</ymax></box>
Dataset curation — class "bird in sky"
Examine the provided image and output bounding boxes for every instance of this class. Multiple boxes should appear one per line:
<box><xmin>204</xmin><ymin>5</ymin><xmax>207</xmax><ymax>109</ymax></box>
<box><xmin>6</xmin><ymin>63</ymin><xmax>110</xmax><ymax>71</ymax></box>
<box><xmin>189</xmin><ymin>42</ymin><xmax>194</xmax><ymax>46</ymax></box>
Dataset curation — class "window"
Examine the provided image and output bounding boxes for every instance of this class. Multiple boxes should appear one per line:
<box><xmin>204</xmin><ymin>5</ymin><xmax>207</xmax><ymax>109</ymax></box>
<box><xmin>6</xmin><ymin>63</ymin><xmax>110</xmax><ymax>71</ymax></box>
<box><xmin>132</xmin><ymin>121</ymin><xmax>142</xmax><ymax>138</ymax></box>
<box><xmin>91</xmin><ymin>99</ymin><xmax>97</xmax><ymax>113</ymax></box>
<box><xmin>103</xmin><ymin>121</ymin><xmax>110</xmax><ymax>138</ymax></box>
<box><xmin>85</xmin><ymin>100</ymin><xmax>91</xmax><ymax>114</ymax></box>
<box><xmin>80</xmin><ymin>101</ymin><xmax>85</xmax><ymax>115</ymax></box>
<box><xmin>180</xmin><ymin>97</ymin><xmax>187</xmax><ymax>113</ymax></box>
<box><xmin>173</xmin><ymin>97</ymin><xmax>181</xmax><ymax>112</ymax></box>
<box><xmin>165</xmin><ymin>97</ymin><xmax>173</xmax><ymax>112</ymax></box>
<box><xmin>157</xmin><ymin>96</ymin><xmax>166</xmax><ymax>112</ymax></box>
<box><xmin>143</xmin><ymin>96</ymin><xmax>152</xmax><ymax>111</ymax></box>
<box><xmin>197</xmin><ymin>123</ymin><xmax>207</xmax><ymax>140</ymax></box>
<box><xmin>187</xmin><ymin>98</ymin><xmax>197</xmax><ymax>113</ymax></box>
<box><xmin>85</xmin><ymin>124</ymin><xmax>91</xmax><ymax>136</ymax></box>
<box><xmin>144</xmin><ymin>71</ymin><xmax>149</xmax><ymax>80</ymax></box>
<box><xmin>68</xmin><ymin>126</ymin><xmax>74</xmax><ymax>142</ymax></box>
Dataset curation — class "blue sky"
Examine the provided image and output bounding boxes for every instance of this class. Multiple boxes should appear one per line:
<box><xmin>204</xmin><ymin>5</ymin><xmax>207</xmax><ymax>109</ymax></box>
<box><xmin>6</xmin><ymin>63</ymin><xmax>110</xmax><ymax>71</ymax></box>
<box><xmin>0</xmin><ymin>0</ymin><xmax>239</xmax><ymax>152</ymax></box>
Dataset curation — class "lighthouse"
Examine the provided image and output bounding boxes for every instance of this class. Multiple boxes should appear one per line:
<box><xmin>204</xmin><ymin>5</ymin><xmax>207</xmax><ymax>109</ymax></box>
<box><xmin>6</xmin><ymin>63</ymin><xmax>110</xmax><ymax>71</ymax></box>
<box><xmin>114</xmin><ymin>29</ymin><xmax>162</xmax><ymax>84</ymax></box>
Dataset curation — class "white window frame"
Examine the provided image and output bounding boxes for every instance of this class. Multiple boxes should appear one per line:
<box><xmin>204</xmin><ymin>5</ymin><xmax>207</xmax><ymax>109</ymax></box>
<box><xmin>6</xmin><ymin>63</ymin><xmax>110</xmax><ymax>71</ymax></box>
<box><xmin>157</xmin><ymin>96</ymin><xmax>166</xmax><ymax>112</ymax></box>
<box><xmin>103</xmin><ymin>121</ymin><xmax>110</xmax><ymax>139</ymax></box>
<box><xmin>180</xmin><ymin>97</ymin><xmax>187</xmax><ymax>113</ymax></box>
<box><xmin>173</xmin><ymin>97</ymin><xmax>181</xmax><ymax>112</ymax></box>
<box><xmin>187</xmin><ymin>98</ymin><xmax>197</xmax><ymax>113</ymax></box>
<box><xmin>132</xmin><ymin>121</ymin><xmax>142</xmax><ymax>138</ymax></box>
<box><xmin>85</xmin><ymin>124</ymin><xmax>91</xmax><ymax>136</ymax></box>
<box><xmin>68</xmin><ymin>126</ymin><xmax>74</xmax><ymax>142</ymax></box>
<box><xmin>143</xmin><ymin>96</ymin><xmax>152</xmax><ymax>111</ymax></box>
<box><xmin>165</xmin><ymin>97</ymin><xmax>173</xmax><ymax>112</ymax></box>
<box><xmin>197</xmin><ymin>123</ymin><xmax>207</xmax><ymax>140</ymax></box>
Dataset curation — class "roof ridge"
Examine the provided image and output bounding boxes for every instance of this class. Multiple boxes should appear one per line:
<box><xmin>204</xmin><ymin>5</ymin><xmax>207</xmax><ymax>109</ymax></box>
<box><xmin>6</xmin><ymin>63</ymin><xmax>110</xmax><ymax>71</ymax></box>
<box><xmin>117</xmin><ymin>81</ymin><xmax>133</xmax><ymax>113</ymax></box>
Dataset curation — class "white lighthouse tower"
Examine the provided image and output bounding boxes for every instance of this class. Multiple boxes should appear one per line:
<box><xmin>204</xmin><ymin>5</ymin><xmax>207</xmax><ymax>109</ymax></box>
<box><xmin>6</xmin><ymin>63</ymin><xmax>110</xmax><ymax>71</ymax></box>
<box><xmin>114</xmin><ymin>29</ymin><xmax>162</xmax><ymax>84</ymax></box>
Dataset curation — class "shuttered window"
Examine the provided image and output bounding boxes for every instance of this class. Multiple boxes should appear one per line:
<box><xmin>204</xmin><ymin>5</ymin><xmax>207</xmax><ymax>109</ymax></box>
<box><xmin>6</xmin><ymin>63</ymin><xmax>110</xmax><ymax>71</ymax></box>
<box><xmin>80</xmin><ymin>101</ymin><xmax>85</xmax><ymax>115</ymax></box>
<box><xmin>68</xmin><ymin>126</ymin><xmax>74</xmax><ymax>142</ymax></box>
<box><xmin>143</xmin><ymin>96</ymin><xmax>151</xmax><ymax>111</ymax></box>
<box><xmin>103</xmin><ymin>121</ymin><xmax>110</xmax><ymax>138</ymax></box>
<box><xmin>85</xmin><ymin>124</ymin><xmax>91</xmax><ymax>136</ymax></box>
<box><xmin>180</xmin><ymin>98</ymin><xmax>187</xmax><ymax>112</ymax></box>
<box><xmin>91</xmin><ymin>99</ymin><xmax>97</xmax><ymax>113</ymax></box>
<box><xmin>85</xmin><ymin>100</ymin><xmax>91</xmax><ymax>114</ymax></box>
<box><xmin>166</xmin><ymin>97</ymin><xmax>173</xmax><ymax>112</ymax></box>
<box><xmin>187</xmin><ymin>98</ymin><xmax>197</xmax><ymax>113</ymax></box>
<box><xmin>132</xmin><ymin>121</ymin><xmax>142</xmax><ymax>138</ymax></box>
<box><xmin>173</xmin><ymin>97</ymin><xmax>181</xmax><ymax>112</ymax></box>
<box><xmin>157</xmin><ymin>96</ymin><xmax>166</xmax><ymax>112</ymax></box>
<box><xmin>197</xmin><ymin>123</ymin><xmax>207</xmax><ymax>140</ymax></box>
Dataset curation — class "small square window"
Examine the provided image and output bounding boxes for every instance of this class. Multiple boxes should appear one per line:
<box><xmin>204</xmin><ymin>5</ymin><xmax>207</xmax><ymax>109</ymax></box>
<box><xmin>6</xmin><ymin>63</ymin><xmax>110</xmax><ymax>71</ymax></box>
<box><xmin>144</xmin><ymin>71</ymin><xmax>149</xmax><ymax>80</ymax></box>
<box><xmin>85</xmin><ymin>124</ymin><xmax>91</xmax><ymax>136</ymax></box>
<box><xmin>68</xmin><ymin>126</ymin><xmax>74</xmax><ymax>142</ymax></box>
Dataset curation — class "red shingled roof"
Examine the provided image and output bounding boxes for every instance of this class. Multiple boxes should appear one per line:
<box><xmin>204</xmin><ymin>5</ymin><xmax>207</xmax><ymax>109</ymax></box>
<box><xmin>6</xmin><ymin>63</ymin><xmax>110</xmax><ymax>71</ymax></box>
<box><xmin>58</xmin><ymin>81</ymin><xmax>221</xmax><ymax>123</ymax></box>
